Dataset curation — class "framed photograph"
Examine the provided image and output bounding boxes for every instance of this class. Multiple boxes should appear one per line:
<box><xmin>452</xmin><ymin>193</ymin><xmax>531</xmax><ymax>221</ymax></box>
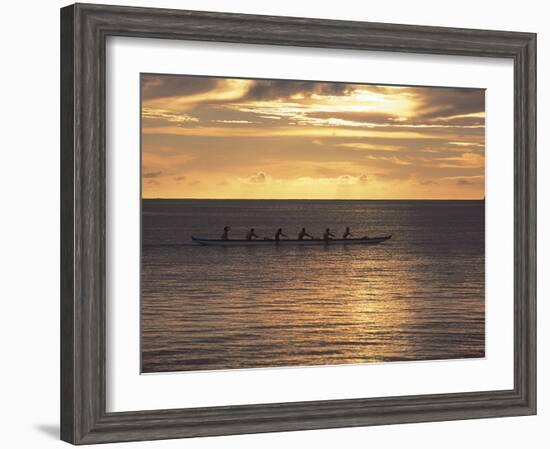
<box><xmin>60</xmin><ymin>3</ymin><xmax>536</xmax><ymax>444</ymax></box>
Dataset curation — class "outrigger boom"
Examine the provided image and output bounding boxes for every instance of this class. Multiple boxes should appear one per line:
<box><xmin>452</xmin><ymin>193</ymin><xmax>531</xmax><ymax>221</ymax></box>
<box><xmin>191</xmin><ymin>235</ymin><xmax>392</xmax><ymax>246</ymax></box>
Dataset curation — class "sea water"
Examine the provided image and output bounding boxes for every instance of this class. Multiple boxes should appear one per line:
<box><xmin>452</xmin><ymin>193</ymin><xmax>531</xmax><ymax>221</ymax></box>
<box><xmin>141</xmin><ymin>199</ymin><xmax>484</xmax><ymax>373</ymax></box>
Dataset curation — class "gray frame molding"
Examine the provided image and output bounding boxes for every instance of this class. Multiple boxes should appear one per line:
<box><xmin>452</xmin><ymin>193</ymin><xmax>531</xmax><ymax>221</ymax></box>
<box><xmin>60</xmin><ymin>3</ymin><xmax>536</xmax><ymax>445</ymax></box>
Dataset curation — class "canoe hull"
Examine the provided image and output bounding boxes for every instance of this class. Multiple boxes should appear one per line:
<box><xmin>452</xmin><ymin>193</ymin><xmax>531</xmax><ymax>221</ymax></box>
<box><xmin>191</xmin><ymin>235</ymin><xmax>391</xmax><ymax>246</ymax></box>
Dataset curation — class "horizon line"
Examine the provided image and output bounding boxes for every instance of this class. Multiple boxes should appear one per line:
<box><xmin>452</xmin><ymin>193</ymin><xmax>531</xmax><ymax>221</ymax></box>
<box><xmin>141</xmin><ymin>197</ymin><xmax>485</xmax><ymax>201</ymax></box>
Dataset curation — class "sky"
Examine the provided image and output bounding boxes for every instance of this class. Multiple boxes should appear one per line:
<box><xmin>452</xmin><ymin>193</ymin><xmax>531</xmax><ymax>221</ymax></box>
<box><xmin>141</xmin><ymin>74</ymin><xmax>485</xmax><ymax>199</ymax></box>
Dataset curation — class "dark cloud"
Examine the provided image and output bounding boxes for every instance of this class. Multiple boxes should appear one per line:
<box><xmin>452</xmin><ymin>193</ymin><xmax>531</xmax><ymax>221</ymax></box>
<box><xmin>141</xmin><ymin>75</ymin><xmax>219</xmax><ymax>100</ymax></box>
<box><xmin>143</xmin><ymin>75</ymin><xmax>353</xmax><ymax>103</ymax></box>
<box><xmin>414</xmin><ymin>87</ymin><xmax>485</xmax><ymax>119</ymax></box>
<box><xmin>244</xmin><ymin>80</ymin><xmax>352</xmax><ymax>101</ymax></box>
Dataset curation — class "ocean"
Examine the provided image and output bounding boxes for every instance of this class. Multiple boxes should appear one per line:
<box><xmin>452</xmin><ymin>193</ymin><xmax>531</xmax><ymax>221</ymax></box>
<box><xmin>141</xmin><ymin>199</ymin><xmax>485</xmax><ymax>373</ymax></box>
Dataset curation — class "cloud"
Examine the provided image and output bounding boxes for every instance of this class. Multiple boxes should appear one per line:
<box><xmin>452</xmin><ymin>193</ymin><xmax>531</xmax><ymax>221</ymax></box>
<box><xmin>142</xmin><ymin>125</ymin><xmax>433</xmax><ymax>140</ymax></box>
<box><xmin>336</xmin><ymin>175</ymin><xmax>354</xmax><ymax>185</ymax></box>
<box><xmin>414</xmin><ymin>87</ymin><xmax>485</xmax><ymax>119</ymax></box>
<box><xmin>315</xmin><ymin>167</ymin><xmax>358</xmax><ymax>177</ymax></box>
<box><xmin>143</xmin><ymin>171</ymin><xmax>162</xmax><ymax>179</ymax></box>
<box><xmin>210</xmin><ymin>119</ymin><xmax>254</xmax><ymax>124</ymax></box>
<box><xmin>337</xmin><ymin>142</ymin><xmax>401</xmax><ymax>152</ymax></box>
<box><xmin>142</xmin><ymin>78</ymin><xmax>251</xmax><ymax>111</ymax></box>
<box><xmin>419</xmin><ymin>179</ymin><xmax>437</xmax><ymax>185</ymax></box>
<box><xmin>310</xmin><ymin>111</ymin><xmax>397</xmax><ymax>124</ymax></box>
<box><xmin>243</xmin><ymin>80</ymin><xmax>352</xmax><ymax>101</ymax></box>
<box><xmin>436</xmin><ymin>152</ymin><xmax>484</xmax><ymax>168</ymax></box>
<box><xmin>295</xmin><ymin>174</ymin><xmax>368</xmax><ymax>186</ymax></box>
<box><xmin>225</xmin><ymin>85</ymin><xmax>484</xmax><ymax>133</ymax></box>
<box><xmin>249</xmin><ymin>172</ymin><xmax>268</xmax><ymax>183</ymax></box>
<box><xmin>448</xmin><ymin>141</ymin><xmax>485</xmax><ymax>148</ymax></box>
<box><xmin>175</xmin><ymin>175</ymin><xmax>186</xmax><ymax>182</ymax></box>
<box><xmin>141</xmin><ymin>75</ymin><xmax>219</xmax><ymax>100</ymax></box>
<box><xmin>442</xmin><ymin>175</ymin><xmax>484</xmax><ymax>186</ymax></box>
<box><xmin>142</xmin><ymin>108</ymin><xmax>199</xmax><ymax>124</ymax></box>
<box><xmin>304</xmin><ymin>110</ymin><xmax>483</xmax><ymax>129</ymax></box>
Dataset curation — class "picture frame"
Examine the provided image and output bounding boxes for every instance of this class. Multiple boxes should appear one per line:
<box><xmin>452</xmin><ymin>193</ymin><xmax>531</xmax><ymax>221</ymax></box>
<box><xmin>60</xmin><ymin>3</ymin><xmax>536</xmax><ymax>444</ymax></box>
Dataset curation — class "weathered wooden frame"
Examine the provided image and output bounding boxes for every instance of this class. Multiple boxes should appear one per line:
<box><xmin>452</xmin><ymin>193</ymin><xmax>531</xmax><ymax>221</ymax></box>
<box><xmin>60</xmin><ymin>3</ymin><xmax>536</xmax><ymax>444</ymax></box>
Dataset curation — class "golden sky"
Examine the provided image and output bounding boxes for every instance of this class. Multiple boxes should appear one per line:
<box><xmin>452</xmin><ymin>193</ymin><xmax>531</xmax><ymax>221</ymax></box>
<box><xmin>141</xmin><ymin>74</ymin><xmax>485</xmax><ymax>199</ymax></box>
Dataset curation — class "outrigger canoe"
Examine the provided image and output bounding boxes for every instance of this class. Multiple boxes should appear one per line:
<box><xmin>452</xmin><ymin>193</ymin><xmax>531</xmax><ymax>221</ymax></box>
<box><xmin>191</xmin><ymin>235</ymin><xmax>392</xmax><ymax>246</ymax></box>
